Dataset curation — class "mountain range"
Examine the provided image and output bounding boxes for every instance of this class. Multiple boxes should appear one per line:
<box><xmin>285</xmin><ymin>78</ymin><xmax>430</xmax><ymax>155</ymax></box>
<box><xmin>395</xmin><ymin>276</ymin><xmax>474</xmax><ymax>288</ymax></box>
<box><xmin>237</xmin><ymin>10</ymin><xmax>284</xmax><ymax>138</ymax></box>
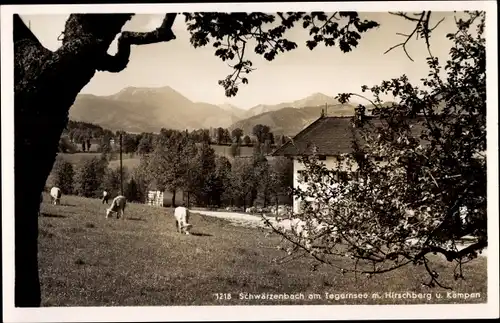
<box><xmin>68</xmin><ymin>86</ymin><xmax>358</xmax><ymax>136</ymax></box>
<box><xmin>229</xmin><ymin>103</ymin><xmax>358</xmax><ymax>136</ymax></box>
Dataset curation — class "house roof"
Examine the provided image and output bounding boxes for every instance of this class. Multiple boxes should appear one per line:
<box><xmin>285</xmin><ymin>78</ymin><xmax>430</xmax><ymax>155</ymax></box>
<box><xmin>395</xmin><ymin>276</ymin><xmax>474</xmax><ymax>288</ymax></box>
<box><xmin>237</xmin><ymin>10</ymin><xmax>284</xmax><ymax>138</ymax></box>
<box><xmin>272</xmin><ymin>116</ymin><xmax>426</xmax><ymax>157</ymax></box>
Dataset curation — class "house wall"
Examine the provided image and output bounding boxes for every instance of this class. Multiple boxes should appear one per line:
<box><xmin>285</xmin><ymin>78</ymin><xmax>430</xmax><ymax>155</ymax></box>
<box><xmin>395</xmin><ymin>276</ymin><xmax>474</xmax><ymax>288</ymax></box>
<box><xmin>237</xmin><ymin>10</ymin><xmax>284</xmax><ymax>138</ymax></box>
<box><xmin>292</xmin><ymin>156</ymin><xmax>356</xmax><ymax>214</ymax></box>
<box><xmin>292</xmin><ymin>156</ymin><xmax>388</xmax><ymax>214</ymax></box>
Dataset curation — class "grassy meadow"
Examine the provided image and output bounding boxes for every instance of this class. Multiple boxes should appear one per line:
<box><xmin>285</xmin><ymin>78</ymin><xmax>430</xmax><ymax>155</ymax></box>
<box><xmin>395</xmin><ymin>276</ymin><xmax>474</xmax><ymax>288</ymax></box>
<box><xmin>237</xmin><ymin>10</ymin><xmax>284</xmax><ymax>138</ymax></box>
<box><xmin>38</xmin><ymin>193</ymin><xmax>487</xmax><ymax>306</ymax></box>
<box><xmin>56</xmin><ymin>152</ymin><xmax>139</xmax><ymax>169</ymax></box>
<box><xmin>55</xmin><ymin>143</ymin><xmax>256</xmax><ymax>172</ymax></box>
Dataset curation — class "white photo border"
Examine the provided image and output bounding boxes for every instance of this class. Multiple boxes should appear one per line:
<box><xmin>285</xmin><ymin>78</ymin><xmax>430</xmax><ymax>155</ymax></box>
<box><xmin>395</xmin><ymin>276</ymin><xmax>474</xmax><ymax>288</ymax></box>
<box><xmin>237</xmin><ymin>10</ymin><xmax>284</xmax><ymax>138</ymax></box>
<box><xmin>1</xmin><ymin>1</ymin><xmax>498</xmax><ymax>322</ymax></box>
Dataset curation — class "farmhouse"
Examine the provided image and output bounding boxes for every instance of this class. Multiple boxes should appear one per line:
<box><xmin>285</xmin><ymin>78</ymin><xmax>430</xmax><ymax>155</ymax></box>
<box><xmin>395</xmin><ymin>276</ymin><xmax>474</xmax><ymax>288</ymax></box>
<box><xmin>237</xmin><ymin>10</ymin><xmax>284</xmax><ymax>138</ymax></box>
<box><xmin>272</xmin><ymin>114</ymin><xmax>425</xmax><ymax>214</ymax></box>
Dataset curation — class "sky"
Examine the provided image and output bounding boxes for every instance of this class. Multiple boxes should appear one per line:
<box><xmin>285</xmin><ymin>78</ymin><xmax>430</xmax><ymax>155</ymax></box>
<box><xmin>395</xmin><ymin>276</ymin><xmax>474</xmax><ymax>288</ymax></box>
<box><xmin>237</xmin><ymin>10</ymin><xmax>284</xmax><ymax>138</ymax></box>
<box><xmin>21</xmin><ymin>11</ymin><xmax>461</xmax><ymax>110</ymax></box>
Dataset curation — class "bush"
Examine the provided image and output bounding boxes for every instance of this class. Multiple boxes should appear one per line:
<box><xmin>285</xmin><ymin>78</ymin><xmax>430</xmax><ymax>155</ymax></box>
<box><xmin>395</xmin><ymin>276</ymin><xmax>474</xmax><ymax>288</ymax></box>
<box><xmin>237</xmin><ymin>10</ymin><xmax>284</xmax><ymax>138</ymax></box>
<box><xmin>74</xmin><ymin>157</ymin><xmax>107</xmax><ymax>198</ymax></box>
<box><xmin>52</xmin><ymin>158</ymin><xmax>74</xmax><ymax>194</ymax></box>
<box><xmin>101</xmin><ymin>166</ymin><xmax>129</xmax><ymax>198</ymax></box>
<box><xmin>125</xmin><ymin>177</ymin><xmax>146</xmax><ymax>203</ymax></box>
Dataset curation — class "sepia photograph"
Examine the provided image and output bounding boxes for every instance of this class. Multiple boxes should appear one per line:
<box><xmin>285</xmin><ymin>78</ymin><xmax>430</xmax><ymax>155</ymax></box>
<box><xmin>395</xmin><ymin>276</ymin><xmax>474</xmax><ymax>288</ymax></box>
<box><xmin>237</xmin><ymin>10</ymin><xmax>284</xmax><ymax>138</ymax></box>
<box><xmin>1</xmin><ymin>1</ymin><xmax>498</xmax><ymax>322</ymax></box>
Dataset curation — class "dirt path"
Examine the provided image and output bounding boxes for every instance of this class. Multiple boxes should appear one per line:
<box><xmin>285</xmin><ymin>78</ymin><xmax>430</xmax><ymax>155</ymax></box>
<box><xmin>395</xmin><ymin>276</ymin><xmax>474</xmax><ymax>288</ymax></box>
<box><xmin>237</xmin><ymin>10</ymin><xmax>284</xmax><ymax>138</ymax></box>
<box><xmin>190</xmin><ymin>210</ymin><xmax>271</xmax><ymax>229</ymax></box>
<box><xmin>190</xmin><ymin>210</ymin><xmax>487</xmax><ymax>258</ymax></box>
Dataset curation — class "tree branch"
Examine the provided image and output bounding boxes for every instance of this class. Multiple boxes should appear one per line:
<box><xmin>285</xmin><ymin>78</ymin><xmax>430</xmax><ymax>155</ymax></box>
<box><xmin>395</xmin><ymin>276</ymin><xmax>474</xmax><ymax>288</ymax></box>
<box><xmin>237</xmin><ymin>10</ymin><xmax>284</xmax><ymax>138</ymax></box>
<box><xmin>13</xmin><ymin>14</ymin><xmax>45</xmax><ymax>47</ymax></box>
<box><xmin>384</xmin><ymin>12</ymin><xmax>425</xmax><ymax>62</ymax></box>
<box><xmin>97</xmin><ymin>13</ymin><xmax>178</xmax><ymax>73</ymax></box>
<box><xmin>416</xmin><ymin>239</ymin><xmax>487</xmax><ymax>262</ymax></box>
<box><xmin>386</xmin><ymin>11</ymin><xmax>443</xmax><ymax>62</ymax></box>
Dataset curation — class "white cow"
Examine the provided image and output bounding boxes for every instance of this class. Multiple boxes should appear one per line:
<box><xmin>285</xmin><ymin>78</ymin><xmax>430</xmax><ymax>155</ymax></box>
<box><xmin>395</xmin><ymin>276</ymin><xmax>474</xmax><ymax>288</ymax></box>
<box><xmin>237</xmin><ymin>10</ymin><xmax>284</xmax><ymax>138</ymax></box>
<box><xmin>50</xmin><ymin>187</ymin><xmax>62</xmax><ymax>205</ymax></box>
<box><xmin>106</xmin><ymin>195</ymin><xmax>127</xmax><ymax>219</ymax></box>
<box><xmin>174</xmin><ymin>206</ymin><xmax>193</xmax><ymax>235</ymax></box>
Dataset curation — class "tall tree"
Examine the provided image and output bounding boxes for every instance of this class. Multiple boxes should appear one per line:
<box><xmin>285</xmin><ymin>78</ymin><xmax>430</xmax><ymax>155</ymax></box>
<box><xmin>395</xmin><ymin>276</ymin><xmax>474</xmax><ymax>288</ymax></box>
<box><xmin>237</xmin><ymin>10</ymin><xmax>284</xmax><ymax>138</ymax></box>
<box><xmin>213</xmin><ymin>156</ymin><xmax>233</xmax><ymax>207</ymax></box>
<box><xmin>266</xmin><ymin>11</ymin><xmax>487</xmax><ymax>289</ymax></box>
<box><xmin>122</xmin><ymin>133</ymin><xmax>138</xmax><ymax>154</ymax></box>
<box><xmin>242</xmin><ymin>135</ymin><xmax>252</xmax><ymax>146</ymax></box>
<box><xmin>101</xmin><ymin>166</ymin><xmax>129</xmax><ymax>198</ymax></box>
<box><xmin>86</xmin><ymin>138</ymin><xmax>92</xmax><ymax>151</ymax></box>
<box><xmin>252</xmin><ymin>124</ymin><xmax>271</xmax><ymax>144</ymax></box>
<box><xmin>216</xmin><ymin>127</ymin><xmax>225</xmax><ymax>145</ymax></box>
<box><xmin>137</xmin><ymin>133</ymin><xmax>154</xmax><ymax>155</ymax></box>
<box><xmin>146</xmin><ymin>132</ymin><xmax>197</xmax><ymax>206</ymax></box>
<box><xmin>222</xmin><ymin>128</ymin><xmax>231</xmax><ymax>145</ymax></box>
<box><xmin>270</xmin><ymin>156</ymin><xmax>294</xmax><ymax>206</ymax></box>
<box><xmin>231</xmin><ymin>128</ymin><xmax>244</xmax><ymax>143</ymax></box>
<box><xmin>230</xmin><ymin>157</ymin><xmax>256</xmax><ymax>210</ymax></box>
<box><xmin>74</xmin><ymin>157</ymin><xmax>108</xmax><ymax>198</ymax></box>
<box><xmin>251</xmin><ymin>148</ymin><xmax>269</xmax><ymax>207</ymax></box>
<box><xmin>186</xmin><ymin>141</ymin><xmax>217</xmax><ymax>206</ymax></box>
<box><xmin>99</xmin><ymin>133</ymin><xmax>113</xmax><ymax>155</ymax></box>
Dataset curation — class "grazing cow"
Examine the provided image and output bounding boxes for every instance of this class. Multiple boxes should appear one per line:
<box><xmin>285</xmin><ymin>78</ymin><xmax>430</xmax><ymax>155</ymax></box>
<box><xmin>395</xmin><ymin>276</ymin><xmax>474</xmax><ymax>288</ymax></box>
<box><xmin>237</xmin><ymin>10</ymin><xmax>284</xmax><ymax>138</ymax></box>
<box><xmin>174</xmin><ymin>206</ymin><xmax>192</xmax><ymax>235</ymax></box>
<box><xmin>106</xmin><ymin>195</ymin><xmax>127</xmax><ymax>219</ymax></box>
<box><xmin>50</xmin><ymin>187</ymin><xmax>62</xmax><ymax>205</ymax></box>
<box><xmin>102</xmin><ymin>190</ymin><xmax>109</xmax><ymax>204</ymax></box>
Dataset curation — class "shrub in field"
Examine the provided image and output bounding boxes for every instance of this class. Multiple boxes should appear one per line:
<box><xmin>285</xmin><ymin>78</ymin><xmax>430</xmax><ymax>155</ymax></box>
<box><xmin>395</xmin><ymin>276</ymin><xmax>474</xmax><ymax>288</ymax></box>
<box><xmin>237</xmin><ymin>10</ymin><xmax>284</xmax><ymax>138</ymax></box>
<box><xmin>101</xmin><ymin>166</ymin><xmax>129</xmax><ymax>198</ymax></box>
<box><xmin>74</xmin><ymin>157</ymin><xmax>107</xmax><ymax>198</ymax></box>
<box><xmin>125</xmin><ymin>177</ymin><xmax>146</xmax><ymax>203</ymax></box>
<box><xmin>52</xmin><ymin>158</ymin><xmax>75</xmax><ymax>194</ymax></box>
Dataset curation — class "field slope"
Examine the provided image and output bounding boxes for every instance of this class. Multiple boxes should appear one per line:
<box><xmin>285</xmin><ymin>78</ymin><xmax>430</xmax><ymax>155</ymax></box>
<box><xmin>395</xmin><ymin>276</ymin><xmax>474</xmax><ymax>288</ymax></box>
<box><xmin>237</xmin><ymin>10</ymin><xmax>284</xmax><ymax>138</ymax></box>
<box><xmin>38</xmin><ymin>194</ymin><xmax>487</xmax><ymax>306</ymax></box>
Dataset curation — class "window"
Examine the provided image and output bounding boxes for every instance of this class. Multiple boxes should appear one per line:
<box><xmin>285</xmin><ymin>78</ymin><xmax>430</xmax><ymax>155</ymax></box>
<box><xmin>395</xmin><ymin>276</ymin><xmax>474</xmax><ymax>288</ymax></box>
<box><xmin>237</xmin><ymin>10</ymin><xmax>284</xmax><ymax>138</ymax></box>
<box><xmin>297</xmin><ymin>170</ymin><xmax>309</xmax><ymax>183</ymax></box>
<box><xmin>318</xmin><ymin>155</ymin><xmax>326</xmax><ymax>161</ymax></box>
<box><xmin>299</xmin><ymin>200</ymin><xmax>308</xmax><ymax>212</ymax></box>
<box><xmin>338</xmin><ymin>171</ymin><xmax>349</xmax><ymax>182</ymax></box>
<box><xmin>328</xmin><ymin>171</ymin><xmax>350</xmax><ymax>183</ymax></box>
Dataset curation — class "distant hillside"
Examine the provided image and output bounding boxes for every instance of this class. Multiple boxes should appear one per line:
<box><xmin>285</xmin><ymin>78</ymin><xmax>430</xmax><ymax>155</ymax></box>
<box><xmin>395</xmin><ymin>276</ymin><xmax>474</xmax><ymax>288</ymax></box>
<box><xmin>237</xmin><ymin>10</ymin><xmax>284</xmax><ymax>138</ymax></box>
<box><xmin>69</xmin><ymin>88</ymin><xmax>366</xmax><ymax>134</ymax></box>
<box><xmin>218</xmin><ymin>103</ymin><xmax>249</xmax><ymax>119</ymax></box>
<box><xmin>246</xmin><ymin>92</ymin><xmax>340</xmax><ymax>117</ymax></box>
<box><xmin>230</xmin><ymin>103</ymin><xmax>358</xmax><ymax>136</ymax></box>
<box><xmin>69</xmin><ymin>86</ymin><xmax>241</xmax><ymax>133</ymax></box>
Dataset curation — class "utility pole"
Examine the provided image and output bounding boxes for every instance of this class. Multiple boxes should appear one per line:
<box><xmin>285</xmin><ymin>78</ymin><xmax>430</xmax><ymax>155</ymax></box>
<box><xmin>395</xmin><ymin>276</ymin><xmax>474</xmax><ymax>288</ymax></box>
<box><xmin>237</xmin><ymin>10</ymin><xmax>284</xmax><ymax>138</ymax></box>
<box><xmin>120</xmin><ymin>132</ymin><xmax>123</xmax><ymax>196</ymax></box>
<box><xmin>325</xmin><ymin>103</ymin><xmax>328</xmax><ymax>116</ymax></box>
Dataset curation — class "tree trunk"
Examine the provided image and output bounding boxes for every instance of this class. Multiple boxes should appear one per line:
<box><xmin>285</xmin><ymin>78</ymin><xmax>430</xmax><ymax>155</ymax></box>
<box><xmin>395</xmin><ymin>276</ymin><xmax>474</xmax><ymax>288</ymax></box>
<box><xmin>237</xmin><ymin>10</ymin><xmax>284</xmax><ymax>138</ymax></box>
<box><xmin>250</xmin><ymin>189</ymin><xmax>258</xmax><ymax>207</ymax></box>
<box><xmin>13</xmin><ymin>14</ymin><xmax>134</xmax><ymax>307</ymax></box>
<box><xmin>171</xmin><ymin>190</ymin><xmax>176</xmax><ymax>208</ymax></box>
<box><xmin>14</xmin><ymin>11</ymin><xmax>178</xmax><ymax>306</ymax></box>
